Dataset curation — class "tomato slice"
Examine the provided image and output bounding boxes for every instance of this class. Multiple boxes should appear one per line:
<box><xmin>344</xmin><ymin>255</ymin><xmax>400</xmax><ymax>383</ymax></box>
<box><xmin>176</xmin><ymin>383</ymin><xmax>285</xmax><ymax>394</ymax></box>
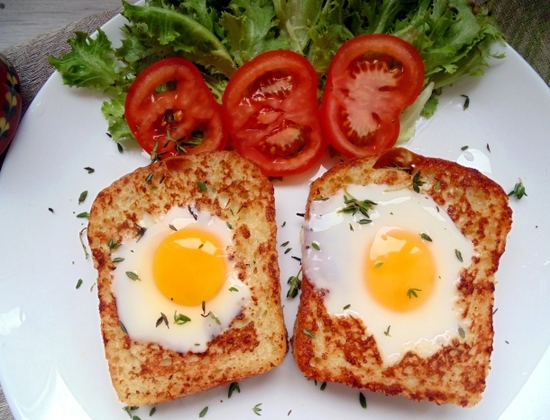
<box><xmin>321</xmin><ymin>34</ymin><xmax>425</xmax><ymax>158</ymax></box>
<box><xmin>221</xmin><ymin>50</ymin><xmax>325</xmax><ymax>177</ymax></box>
<box><xmin>125</xmin><ymin>57</ymin><xmax>227</xmax><ymax>158</ymax></box>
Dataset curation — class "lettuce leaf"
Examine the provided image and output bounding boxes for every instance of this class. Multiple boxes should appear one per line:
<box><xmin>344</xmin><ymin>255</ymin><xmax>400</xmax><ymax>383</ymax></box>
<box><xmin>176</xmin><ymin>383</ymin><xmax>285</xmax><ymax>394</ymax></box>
<box><xmin>48</xmin><ymin>29</ymin><xmax>127</xmax><ymax>95</ymax></box>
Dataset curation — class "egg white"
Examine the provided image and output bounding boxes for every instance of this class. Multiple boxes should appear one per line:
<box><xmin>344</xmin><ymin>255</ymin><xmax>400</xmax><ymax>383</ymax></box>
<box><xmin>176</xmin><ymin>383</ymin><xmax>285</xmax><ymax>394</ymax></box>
<box><xmin>302</xmin><ymin>183</ymin><xmax>474</xmax><ymax>365</ymax></box>
<box><xmin>111</xmin><ymin>206</ymin><xmax>251</xmax><ymax>354</ymax></box>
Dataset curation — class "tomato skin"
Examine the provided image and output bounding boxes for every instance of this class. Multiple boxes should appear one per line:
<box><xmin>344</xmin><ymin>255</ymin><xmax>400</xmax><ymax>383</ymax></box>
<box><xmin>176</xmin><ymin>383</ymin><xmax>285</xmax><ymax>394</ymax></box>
<box><xmin>321</xmin><ymin>34</ymin><xmax>425</xmax><ymax>158</ymax></box>
<box><xmin>125</xmin><ymin>57</ymin><xmax>227</xmax><ymax>157</ymax></box>
<box><xmin>222</xmin><ymin>50</ymin><xmax>326</xmax><ymax>177</ymax></box>
<box><xmin>0</xmin><ymin>54</ymin><xmax>22</xmax><ymax>158</ymax></box>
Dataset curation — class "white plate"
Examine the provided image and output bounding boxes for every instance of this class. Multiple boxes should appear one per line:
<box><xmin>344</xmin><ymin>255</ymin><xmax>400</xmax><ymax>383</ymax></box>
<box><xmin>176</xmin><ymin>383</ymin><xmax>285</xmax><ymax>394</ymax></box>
<box><xmin>1</xmin><ymin>10</ymin><xmax>550</xmax><ymax>420</ymax></box>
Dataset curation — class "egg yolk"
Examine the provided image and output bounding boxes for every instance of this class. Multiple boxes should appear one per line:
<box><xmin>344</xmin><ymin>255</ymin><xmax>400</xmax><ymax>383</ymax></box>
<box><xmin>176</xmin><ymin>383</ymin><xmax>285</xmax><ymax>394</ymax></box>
<box><xmin>365</xmin><ymin>228</ymin><xmax>435</xmax><ymax>312</ymax></box>
<box><xmin>153</xmin><ymin>227</ymin><xmax>227</xmax><ymax>306</ymax></box>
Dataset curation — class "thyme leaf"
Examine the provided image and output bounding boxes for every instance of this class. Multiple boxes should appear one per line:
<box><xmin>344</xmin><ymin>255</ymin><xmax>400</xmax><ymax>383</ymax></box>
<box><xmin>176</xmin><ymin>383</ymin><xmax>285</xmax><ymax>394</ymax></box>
<box><xmin>359</xmin><ymin>392</ymin><xmax>367</xmax><ymax>409</ymax></box>
<box><xmin>420</xmin><ymin>232</ymin><xmax>432</xmax><ymax>242</ymax></box>
<box><xmin>252</xmin><ymin>403</ymin><xmax>262</xmax><ymax>416</ymax></box>
<box><xmin>302</xmin><ymin>328</ymin><xmax>316</xmax><ymax>339</ymax></box>
<box><xmin>126</xmin><ymin>271</ymin><xmax>140</xmax><ymax>281</ymax></box>
<box><xmin>411</xmin><ymin>171</ymin><xmax>425</xmax><ymax>193</ymax></box>
<box><xmin>199</xmin><ymin>406</ymin><xmax>208</xmax><ymax>418</ymax></box>
<box><xmin>228</xmin><ymin>381</ymin><xmax>241</xmax><ymax>398</ymax></box>
<box><xmin>407</xmin><ymin>288</ymin><xmax>422</xmax><ymax>299</ymax></box>
<box><xmin>287</xmin><ymin>269</ymin><xmax>302</xmax><ymax>299</ymax></box>
<box><xmin>508</xmin><ymin>180</ymin><xmax>527</xmax><ymax>199</ymax></box>
<box><xmin>78</xmin><ymin>190</ymin><xmax>88</xmax><ymax>204</ymax></box>
<box><xmin>156</xmin><ymin>312</ymin><xmax>169</xmax><ymax>329</ymax></box>
<box><xmin>197</xmin><ymin>181</ymin><xmax>208</xmax><ymax>192</ymax></box>
<box><xmin>173</xmin><ymin>311</ymin><xmax>191</xmax><ymax>325</ymax></box>
<box><xmin>455</xmin><ymin>249</ymin><xmax>463</xmax><ymax>262</ymax></box>
<box><xmin>384</xmin><ymin>325</ymin><xmax>391</xmax><ymax>336</ymax></box>
<box><xmin>339</xmin><ymin>189</ymin><xmax>377</xmax><ymax>221</ymax></box>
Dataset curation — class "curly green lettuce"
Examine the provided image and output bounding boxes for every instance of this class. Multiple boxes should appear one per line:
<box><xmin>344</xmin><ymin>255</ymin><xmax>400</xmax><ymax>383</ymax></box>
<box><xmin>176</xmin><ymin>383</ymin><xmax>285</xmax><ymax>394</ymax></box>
<box><xmin>49</xmin><ymin>0</ymin><xmax>504</xmax><ymax>143</ymax></box>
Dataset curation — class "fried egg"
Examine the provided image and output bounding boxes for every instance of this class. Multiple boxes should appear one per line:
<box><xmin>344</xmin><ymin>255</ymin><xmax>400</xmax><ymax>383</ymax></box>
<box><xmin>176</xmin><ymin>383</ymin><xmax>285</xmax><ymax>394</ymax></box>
<box><xmin>302</xmin><ymin>183</ymin><xmax>474</xmax><ymax>365</ymax></box>
<box><xmin>111</xmin><ymin>206</ymin><xmax>251</xmax><ymax>354</ymax></box>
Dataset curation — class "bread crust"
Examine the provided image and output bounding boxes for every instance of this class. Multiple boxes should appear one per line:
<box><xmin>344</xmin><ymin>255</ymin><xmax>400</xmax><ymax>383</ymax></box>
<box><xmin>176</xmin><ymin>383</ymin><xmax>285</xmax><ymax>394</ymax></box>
<box><xmin>292</xmin><ymin>147</ymin><xmax>512</xmax><ymax>407</ymax></box>
<box><xmin>87</xmin><ymin>151</ymin><xmax>287</xmax><ymax>406</ymax></box>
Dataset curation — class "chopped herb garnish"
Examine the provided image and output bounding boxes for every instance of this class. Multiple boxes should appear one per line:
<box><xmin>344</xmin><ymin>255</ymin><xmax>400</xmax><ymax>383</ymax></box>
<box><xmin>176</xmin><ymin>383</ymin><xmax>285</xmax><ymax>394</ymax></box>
<box><xmin>487</xmin><ymin>143</ymin><xmax>491</xmax><ymax>153</ymax></box>
<box><xmin>117</xmin><ymin>142</ymin><xmax>123</xmax><ymax>153</ymax></box>
<box><xmin>201</xmin><ymin>301</ymin><xmax>221</xmax><ymax>324</ymax></box>
<box><xmin>120</xmin><ymin>321</ymin><xmax>127</xmax><ymax>334</ymax></box>
<box><xmin>156</xmin><ymin>312</ymin><xmax>169</xmax><ymax>329</ymax></box>
<box><xmin>302</xmin><ymin>328</ymin><xmax>316</xmax><ymax>339</ymax></box>
<box><xmin>136</xmin><ymin>226</ymin><xmax>147</xmax><ymax>241</ymax></box>
<box><xmin>228</xmin><ymin>381</ymin><xmax>241</xmax><ymax>398</ymax></box>
<box><xmin>287</xmin><ymin>270</ymin><xmax>302</xmax><ymax>299</ymax></box>
<box><xmin>411</xmin><ymin>171</ymin><xmax>425</xmax><ymax>193</ymax></box>
<box><xmin>407</xmin><ymin>288</ymin><xmax>422</xmax><ymax>299</ymax></box>
<box><xmin>126</xmin><ymin>271</ymin><xmax>140</xmax><ymax>281</ymax></box>
<box><xmin>208</xmin><ymin>311</ymin><xmax>221</xmax><ymax>325</ymax></box>
<box><xmin>150</xmin><ymin>141</ymin><xmax>160</xmax><ymax>163</ymax></box>
<box><xmin>108</xmin><ymin>239</ymin><xmax>120</xmax><ymax>250</ymax></box>
<box><xmin>112</xmin><ymin>257</ymin><xmax>124</xmax><ymax>263</ymax></box>
<box><xmin>168</xmin><ymin>224</ymin><xmax>177</xmax><ymax>231</ymax></box>
<box><xmin>384</xmin><ymin>325</ymin><xmax>391</xmax><ymax>337</ymax></box>
<box><xmin>461</xmin><ymin>145</ymin><xmax>468</xmax><ymax>151</ymax></box>
<box><xmin>122</xmin><ymin>405</ymin><xmax>139</xmax><ymax>418</ymax></box>
<box><xmin>435</xmin><ymin>180</ymin><xmax>441</xmax><ymax>191</ymax></box>
<box><xmin>343</xmin><ymin>304</ymin><xmax>351</xmax><ymax>310</ymax></box>
<box><xmin>48</xmin><ymin>207</ymin><xmax>54</xmax><ymax>213</ymax></box>
<box><xmin>455</xmin><ymin>249</ymin><xmax>463</xmax><ymax>262</ymax></box>
<box><xmin>508</xmin><ymin>180</ymin><xmax>527</xmax><ymax>199</ymax></box>
<box><xmin>296</xmin><ymin>212</ymin><xmax>305</xmax><ymax>218</ymax></box>
<box><xmin>229</xmin><ymin>286</ymin><xmax>239</xmax><ymax>292</ymax></box>
<box><xmin>458</xmin><ymin>326</ymin><xmax>466</xmax><ymax>339</ymax></box>
<box><xmin>461</xmin><ymin>94</ymin><xmax>470</xmax><ymax>110</ymax></box>
<box><xmin>311</xmin><ymin>241</ymin><xmax>321</xmax><ymax>251</ymax></box>
<box><xmin>149</xmin><ymin>406</ymin><xmax>156</xmax><ymax>416</ymax></box>
<box><xmin>226</xmin><ymin>221</ymin><xmax>233</xmax><ymax>230</ymax></box>
<box><xmin>84</xmin><ymin>167</ymin><xmax>95</xmax><ymax>173</ymax></box>
<box><xmin>281</xmin><ymin>221</ymin><xmax>286</xmax><ymax>227</ymax></box>
<box><xmin>320</xmin><ymin>382</ymin><xmax>327</xmax><ymax>391</ymax></box>
<box><xmin>339</xmin><ymin>189</ymin><xmax>377</xmax><ymax>221</ymax></box>
<box><xmin>359</xmin><ymin>392</ymin><xmax>367</xmax><ymax>409</ymax></box>
<box><xmin>76</xmin><ymin>278</ymin><xmax>83</xmax><ymax>289</ymax></box>
<box><xmin>145</xmin><ymin>172</ymin><xmax>154</xmax><ymax>183</ymax></box>
<box><xmin>78</xmin><ymin>190</ymin><xmax>88</xmax><ymax>204</ymax></box>
<box><xmin>281</xmin><ymin>241</ymin><xmax>290</xmax><ymax>247</ymax></box>
<box><xmin>284</xmin><ymin>247</ymin><xmax>292</xmax><ymax>254</ymax></box>
<box><xmin>197</xmin><ymin>181</ymin><xmax>208</xmax><ymax>192</ymax></box>
<box><xmin>420</xmin><ymin>233</ymin><xmax>432</xmax><ymax>242</ymax></box>
<box><xmin>76</xmin><ymin>211</ymin><xmax>89</xmax><ymax>219</ymax></box>
<box><xmin>252</xmin><ymin>403</ymin><xmax>262</xmax><ymax>416</ymax></box>
<box><xmin>199</xmin><ymin>406</ymin><xmax>208</xmax><ymax>418</ymax></box>
<box><xmin>374</xmin><ymin>261</ymin><xmax>383</xmax><ymax>269</ymax></box>
<box><xmin>173</xmin><ymin>311</ymin><xmax>191</xmax><ymax>325</ymax></box>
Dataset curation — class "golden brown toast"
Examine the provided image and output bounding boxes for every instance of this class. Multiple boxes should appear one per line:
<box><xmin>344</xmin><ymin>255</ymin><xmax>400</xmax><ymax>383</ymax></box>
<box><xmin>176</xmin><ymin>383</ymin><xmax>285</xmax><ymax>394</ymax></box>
<box><xmin>292</xmin><ymin>147</ymin><xmax>512</xmax><ymax>407</ymax></box>
<box><xmin>87</xmin><ymin>151</ymin><xmax>287</xmax><ymax>406</ymax></box>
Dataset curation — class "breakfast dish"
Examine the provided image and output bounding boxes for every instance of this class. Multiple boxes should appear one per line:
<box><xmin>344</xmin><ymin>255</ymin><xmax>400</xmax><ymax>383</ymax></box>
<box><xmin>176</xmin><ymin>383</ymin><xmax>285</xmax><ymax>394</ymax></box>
<box><xmin>293</xmin><ymin>147</ymin><xmax>512</xmax><ymax>407</ymax></box>
<box><xmin>0</xmin><ymin>8</ymin><xmax>550</xmax><ymax>420</ymax></box>
<box><xmin>87</xmin><ymin>151</ymin><xmax>287</xmax><ymax>406</ymax></box>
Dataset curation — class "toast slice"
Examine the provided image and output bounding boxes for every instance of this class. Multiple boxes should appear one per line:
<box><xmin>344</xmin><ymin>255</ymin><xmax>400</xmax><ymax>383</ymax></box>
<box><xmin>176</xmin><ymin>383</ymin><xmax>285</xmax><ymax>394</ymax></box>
<box><xmin>87</xmin><ymin>151</ymin><xmax>287</xmax><ymax>406</ymax></box>
<box><xmin>292</xmin><ymin>147</ymin><xmax>512</xmax><ymax>407</ymax></box>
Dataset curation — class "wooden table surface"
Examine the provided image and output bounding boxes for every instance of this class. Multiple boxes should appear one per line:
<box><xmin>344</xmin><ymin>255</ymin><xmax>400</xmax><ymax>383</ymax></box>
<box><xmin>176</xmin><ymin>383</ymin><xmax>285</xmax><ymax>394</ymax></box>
<box><xmin>0</xmin><ymin>0</ymin><xmax>123</xmax><ymax>51</ymax></box>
